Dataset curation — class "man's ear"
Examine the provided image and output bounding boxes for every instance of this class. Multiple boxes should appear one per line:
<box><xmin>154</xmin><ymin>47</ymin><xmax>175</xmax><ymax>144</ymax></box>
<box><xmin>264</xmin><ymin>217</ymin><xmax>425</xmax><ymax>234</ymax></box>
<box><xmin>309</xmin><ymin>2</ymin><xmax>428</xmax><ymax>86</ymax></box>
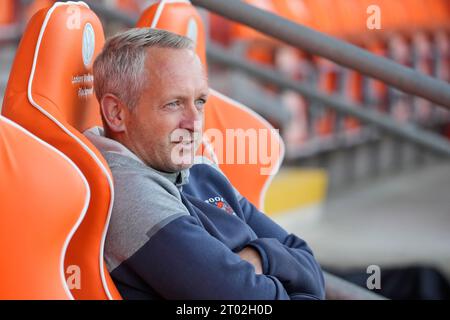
<box><xmin>100</xmin><ymin>93</ymin><xmax>128</xmax><ymax>133</ymax></box>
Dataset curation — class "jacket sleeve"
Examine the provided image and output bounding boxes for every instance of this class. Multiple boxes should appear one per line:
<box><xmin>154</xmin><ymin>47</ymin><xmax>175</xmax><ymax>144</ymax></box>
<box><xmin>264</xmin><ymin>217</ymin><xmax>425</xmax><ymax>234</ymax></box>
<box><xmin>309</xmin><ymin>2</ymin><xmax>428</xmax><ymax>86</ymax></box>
<box><xmin>121</xmin><ymin>214</ymin><xmax>294</xmax><ymax>300</ymax></box>
<box><xmin>240</xmin><ymin>197</ymin><xmax>326</xmax><ymax>299</ymax></box>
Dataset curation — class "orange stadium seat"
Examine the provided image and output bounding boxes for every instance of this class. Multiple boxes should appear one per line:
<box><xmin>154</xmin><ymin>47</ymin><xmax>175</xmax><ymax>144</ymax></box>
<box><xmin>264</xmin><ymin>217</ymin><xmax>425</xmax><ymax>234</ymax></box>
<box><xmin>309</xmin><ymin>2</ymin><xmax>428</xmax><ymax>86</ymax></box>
<box><xmin>430</xmin><ymin>0</ymin><xmax>450</xmax><ymax>30</ymax></box>
<box><xmin>136</xmin><ymin>0</ymin><xmax>207</xmax><ymax>68</ymax></box>
<box><xmin>0</xmin><ymin>0</ymin><xmax>15</xmax><ymax>25</ymax></box>
<box><xmin>380</xmin><ymin>0</ymin><xmax>410</xmax><ymax>33</ymax></box>
<box><xmin>407</xmin><ymin>0</ymin><xmax>432</xmax><ymax>32</ymax></box>
<box><xmin>1</xmin><ymin>2</ymin><xmax>120</xmax><ymax>300</ymax></box>
<box><xmin>24</xmin><ymin>0</ymin><xmax>55</xmax><ymax>25</ymax></box>
<box><xmin>313</xmin><ymin>58</ymin><xmax>337</xmax><ymax>137</ymax></box>
<box><xmin>115</xmin><ymin>0</ymin><xmax>141</xmax><ymax>14</ymax></box>
<box><xmin>227</xmin><ymin>0</ymin><xmax>284</xmax><ymax>66</ymax></box>
<box><xmin>209</xmin><ymin>12</ymin><xmax>232</xmax><ymax>46</ymax></box>
<box><xmin>0</xmin><ymin>116</ymin><xmax>89</xmax><ymax>299</ymax></box>
<box><xmin>302</xmin><ymin>0</ymin><xmax>340</xmax><ymax>36</ymax></box>
<box><xmin>270</xmin><ymin>0</ymin><xmax>311</xmax><ymax>27</ymax></box>
<box><xmin>137</xmin><ymin>0</ymin><xmax>284</xmax><ymax>210</ymax></box>
<box><xmin>229</xmin><ymin>0</ymin><xmax>278</xmax><ymax>44</ymax></box>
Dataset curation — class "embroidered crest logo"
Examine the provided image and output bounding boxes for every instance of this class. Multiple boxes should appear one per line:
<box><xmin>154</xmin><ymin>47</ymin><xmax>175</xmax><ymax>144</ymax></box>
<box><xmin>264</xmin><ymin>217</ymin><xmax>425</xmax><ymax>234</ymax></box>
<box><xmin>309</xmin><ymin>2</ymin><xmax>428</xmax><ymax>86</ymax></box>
<box><xmin>205</xmin><ymin>196</ymin><xmax>235</xmax><ymax>215</ymax></box>
<box><xmin>82</xmin><ymin>23</ymin><xmax>95</xmax><ymax>67</ymax></box>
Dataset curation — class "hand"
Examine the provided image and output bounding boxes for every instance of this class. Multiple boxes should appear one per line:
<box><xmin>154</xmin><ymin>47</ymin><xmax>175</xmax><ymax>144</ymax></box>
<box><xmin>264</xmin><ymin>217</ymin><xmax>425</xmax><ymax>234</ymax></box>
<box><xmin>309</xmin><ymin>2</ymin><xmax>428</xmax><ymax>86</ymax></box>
<box><xmin>237</xmin><ymin>246</ymin><xmax>263</xmax><ymax>275</ymax></box>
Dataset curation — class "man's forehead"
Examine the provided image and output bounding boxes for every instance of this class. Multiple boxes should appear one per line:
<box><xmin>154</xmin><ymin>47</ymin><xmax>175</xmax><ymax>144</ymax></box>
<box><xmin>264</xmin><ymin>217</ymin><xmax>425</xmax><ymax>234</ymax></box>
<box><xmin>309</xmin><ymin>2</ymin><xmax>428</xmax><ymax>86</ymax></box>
<box><xmin>145</xmin><ymin>46</ymin><xmax>198</xmax><ymax>64</ymax></box>
<box><xmin>142</xmin><ymin>50</ymin><xmax>208</xmax><ymax>99</ymax></box>
<box><xmin>146</xmin><ymin>48</ymin><xmax>206</xmax><ymax>78</ymax></box>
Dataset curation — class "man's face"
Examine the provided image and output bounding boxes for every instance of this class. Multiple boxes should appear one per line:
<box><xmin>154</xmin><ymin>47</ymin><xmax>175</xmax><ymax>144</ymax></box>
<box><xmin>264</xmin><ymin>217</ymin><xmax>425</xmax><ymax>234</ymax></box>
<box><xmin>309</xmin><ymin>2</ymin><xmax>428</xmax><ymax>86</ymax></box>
<box><xmin>124</xmin><ymin>47</ymin><xmax>209</xmax><ymax>172</ymax></box>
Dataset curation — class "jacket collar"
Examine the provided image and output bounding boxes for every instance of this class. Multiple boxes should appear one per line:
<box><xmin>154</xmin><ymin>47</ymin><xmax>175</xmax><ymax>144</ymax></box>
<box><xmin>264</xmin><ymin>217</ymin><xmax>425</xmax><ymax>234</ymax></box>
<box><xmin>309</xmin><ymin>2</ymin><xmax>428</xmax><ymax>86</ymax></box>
<box><xmin>84</xmin><ymin>126</ymin><xmax>189</xmax><ymax>187</ymax></box>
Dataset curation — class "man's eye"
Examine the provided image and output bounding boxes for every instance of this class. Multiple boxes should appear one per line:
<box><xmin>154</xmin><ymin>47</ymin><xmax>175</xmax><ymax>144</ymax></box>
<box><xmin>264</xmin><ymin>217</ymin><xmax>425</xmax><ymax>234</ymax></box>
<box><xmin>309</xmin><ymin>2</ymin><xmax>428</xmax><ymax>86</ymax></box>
<box><xmin>195</xmin><ymin>99</ymin><xmax>206</xmax><ymax>110</ymax></box>
<box><xmin>165</xmin><ymin>101</ymin><xmax>181</xmax><ymax>109</ymax></box>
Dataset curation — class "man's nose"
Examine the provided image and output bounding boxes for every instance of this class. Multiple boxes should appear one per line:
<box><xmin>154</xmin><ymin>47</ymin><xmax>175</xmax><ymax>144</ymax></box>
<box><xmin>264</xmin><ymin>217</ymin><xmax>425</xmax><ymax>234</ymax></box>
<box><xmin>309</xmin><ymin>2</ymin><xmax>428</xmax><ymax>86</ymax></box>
<box><xmin>180</xmin><ymin>102</ymin><xmax>201</xmax><ymax>131</ymax></box>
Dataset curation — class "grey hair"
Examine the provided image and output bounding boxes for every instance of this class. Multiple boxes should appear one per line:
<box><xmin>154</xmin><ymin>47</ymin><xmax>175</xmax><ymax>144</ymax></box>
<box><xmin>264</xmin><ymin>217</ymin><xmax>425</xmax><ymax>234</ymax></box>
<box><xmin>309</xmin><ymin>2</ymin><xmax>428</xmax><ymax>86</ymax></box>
<box><xmin>93</xmin><ymin>28</ymin><xmax>194</xmax><ymax>109</ymax></box>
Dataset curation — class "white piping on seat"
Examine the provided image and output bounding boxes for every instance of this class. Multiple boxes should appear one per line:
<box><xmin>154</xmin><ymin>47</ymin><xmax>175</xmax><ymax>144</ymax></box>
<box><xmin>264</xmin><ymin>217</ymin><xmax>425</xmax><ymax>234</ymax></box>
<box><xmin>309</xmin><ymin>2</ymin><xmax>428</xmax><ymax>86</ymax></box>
<box><xmin>0</xmin><ymin>115</ymin><xmax>91</xmax><ymax>300</ymax></box>
<box><xmin>26</xmin><ymin>1</ymin><xmax>115</xmax><ymax>300</ymax></box>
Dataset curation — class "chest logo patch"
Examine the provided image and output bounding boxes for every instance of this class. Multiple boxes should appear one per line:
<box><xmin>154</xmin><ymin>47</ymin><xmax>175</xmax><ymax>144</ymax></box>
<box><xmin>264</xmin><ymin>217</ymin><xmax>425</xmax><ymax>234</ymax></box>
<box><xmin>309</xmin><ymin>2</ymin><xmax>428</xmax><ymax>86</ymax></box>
<box><xmin>205</xmin><ymin>196</ymin><xmax>235</xmax><ymax>215</ymax></box>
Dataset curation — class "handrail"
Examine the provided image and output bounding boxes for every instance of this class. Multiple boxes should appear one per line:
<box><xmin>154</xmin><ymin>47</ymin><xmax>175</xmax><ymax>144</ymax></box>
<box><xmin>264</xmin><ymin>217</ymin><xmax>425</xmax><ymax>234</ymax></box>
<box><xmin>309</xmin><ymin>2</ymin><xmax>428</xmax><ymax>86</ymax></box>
<box><xmin>324</xmin><ymin>272</ymin><xmax>387</xmax><ymax>300</ymax></box>
<box><xmin>207</xmin><ymin>42</ymin><xmax>450</xmax><ymax>157</ymax></box>
<box><xmin>191</xmin><ymin>0</ymin><xmax>450</xmax><ymax>110</ymax></box>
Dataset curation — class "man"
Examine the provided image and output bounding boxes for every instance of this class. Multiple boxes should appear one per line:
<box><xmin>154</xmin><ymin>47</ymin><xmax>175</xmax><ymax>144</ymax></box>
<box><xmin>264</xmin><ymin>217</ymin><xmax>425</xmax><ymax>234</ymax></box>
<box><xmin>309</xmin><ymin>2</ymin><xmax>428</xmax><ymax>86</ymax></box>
<box><xmin>86</xmin><ymin>28</ymin><xmax>325</xmax><ymax>300</ymax></box>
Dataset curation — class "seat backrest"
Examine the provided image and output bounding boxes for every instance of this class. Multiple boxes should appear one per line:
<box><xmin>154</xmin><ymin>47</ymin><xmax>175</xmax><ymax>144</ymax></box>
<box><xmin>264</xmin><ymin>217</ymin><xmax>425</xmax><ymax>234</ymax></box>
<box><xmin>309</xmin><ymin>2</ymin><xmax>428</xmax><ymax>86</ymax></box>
<box><xmin>0</xmin><ymin>115</ymin><xmax>88</xmax><ymax>299</ymax></box>
<box><xmin>24</xmin><ymin>0</ymin><xmax>55</xmax><ymax>25</ymax></box>
<box><xmin>0</xmin><ymin>0</ymin><xmax>15</xmax><ymax>25</ymax></box>
<box><xmin>136</xmin><ymin>0</ymin><xmax>284</xmax><ymax>209</ymax></box>
<box><xmin>202</xmin><ymin>90</ymin><xmax>284</xmax><ymax>209</ymax></box>
<box><xmin>1</xmin><ymin>2</ymin><xmax>120</xmax><ymax>300</ymax></box>
<box><xmin>136</xmin><ymin>0</ymin><xmax>207</xmax><ymax>68</ymax></box>
<box><xmin>229</xmin><ymin>0</ymin><xmax>277</xmax><ymax>44</ymax></box>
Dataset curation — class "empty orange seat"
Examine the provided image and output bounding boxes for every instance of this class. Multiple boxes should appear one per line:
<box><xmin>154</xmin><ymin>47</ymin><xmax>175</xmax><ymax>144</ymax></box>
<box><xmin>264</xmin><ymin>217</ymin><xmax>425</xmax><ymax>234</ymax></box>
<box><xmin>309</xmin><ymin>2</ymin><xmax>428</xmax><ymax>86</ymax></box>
<box><xmin>115</xmin><ymin>0</ymin><xmax>142</xmax><ymax>15</ymax></box>
<box><xmin>2</xmin><ymin>2</ymin><xmax>120</xmax><ymax>300</ymax></box>
<box><xmin>0</xmin><ymin>116</ymin><xmax>88</xmax><ymax>299</ymax></box>
<box><xmin>229</xmin><ymin>0</ymin><xmax>278</xmax><ymax>44</ymax></box>
<box><xmin>0</xmin><ymin>0</ymin><xmax>15</xmax><ymax>25</ymax></box>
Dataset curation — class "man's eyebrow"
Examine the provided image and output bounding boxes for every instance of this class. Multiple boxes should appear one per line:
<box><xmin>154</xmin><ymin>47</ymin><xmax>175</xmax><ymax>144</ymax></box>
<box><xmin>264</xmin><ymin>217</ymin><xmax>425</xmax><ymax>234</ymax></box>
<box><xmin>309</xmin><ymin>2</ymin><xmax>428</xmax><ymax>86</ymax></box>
<box><xmin>159</xmin><ymin>89</ymin><xmax>209</xmax><ymax>102</ymax></box>
<box><xmin>198</xmin><ymin>91</ymin><xmax>209</xmax><ymax>98</ymax></box>
<box><xmin>162</xmin><ymin>93</ymin><xmax>205</xmax><ymax>102</ymax></box>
